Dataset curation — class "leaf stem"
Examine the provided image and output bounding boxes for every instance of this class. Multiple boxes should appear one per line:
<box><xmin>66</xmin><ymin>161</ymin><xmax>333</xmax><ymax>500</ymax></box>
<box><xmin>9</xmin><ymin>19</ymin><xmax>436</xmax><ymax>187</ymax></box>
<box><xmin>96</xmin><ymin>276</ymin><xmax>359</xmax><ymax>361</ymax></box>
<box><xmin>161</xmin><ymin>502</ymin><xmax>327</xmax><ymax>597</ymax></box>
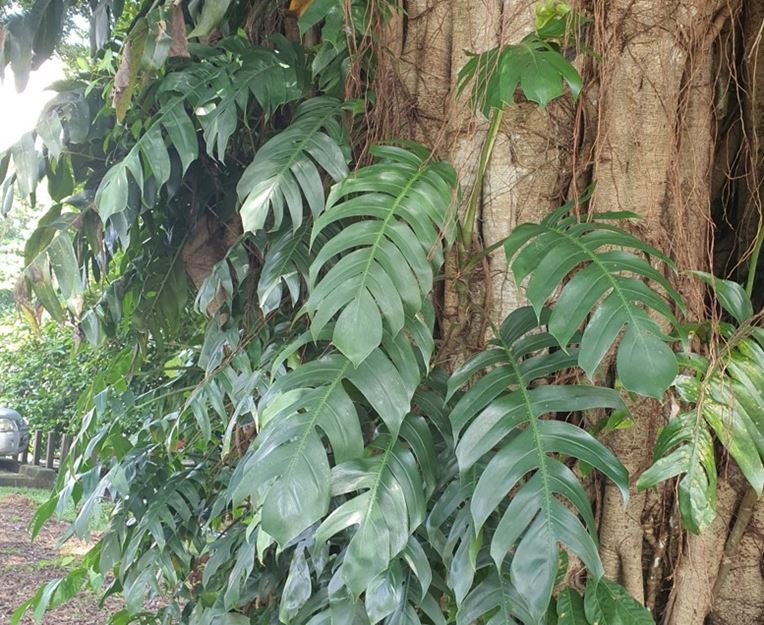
<box><xmin>745</xmin><ymin>222</ymin><xmax>764</xmax><ymax>296</ymax></box>
<box><xmin>460</xmin><ymin>108</ymin><xmax>504</xmax><ymax>249</ymax></box>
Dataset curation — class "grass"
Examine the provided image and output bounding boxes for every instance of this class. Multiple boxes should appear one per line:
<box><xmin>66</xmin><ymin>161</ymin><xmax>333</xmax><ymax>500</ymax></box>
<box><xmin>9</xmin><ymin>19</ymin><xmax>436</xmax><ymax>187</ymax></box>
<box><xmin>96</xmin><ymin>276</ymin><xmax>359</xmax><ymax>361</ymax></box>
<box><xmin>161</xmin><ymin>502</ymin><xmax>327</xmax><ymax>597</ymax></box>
<box><xmin>0</xmin><ymin>485</ymin><xmax>112</xmax><ymax>531</ymax></box>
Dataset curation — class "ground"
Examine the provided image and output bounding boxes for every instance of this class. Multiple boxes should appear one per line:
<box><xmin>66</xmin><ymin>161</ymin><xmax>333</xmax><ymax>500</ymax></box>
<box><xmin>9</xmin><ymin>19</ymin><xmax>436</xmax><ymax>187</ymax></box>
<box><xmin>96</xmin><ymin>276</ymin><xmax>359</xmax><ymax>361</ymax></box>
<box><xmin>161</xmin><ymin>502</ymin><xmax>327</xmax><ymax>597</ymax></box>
<box><xmin>0</xmin><ymin>490</ymin><xmax>118</xmax><ymax>625</ymax></box>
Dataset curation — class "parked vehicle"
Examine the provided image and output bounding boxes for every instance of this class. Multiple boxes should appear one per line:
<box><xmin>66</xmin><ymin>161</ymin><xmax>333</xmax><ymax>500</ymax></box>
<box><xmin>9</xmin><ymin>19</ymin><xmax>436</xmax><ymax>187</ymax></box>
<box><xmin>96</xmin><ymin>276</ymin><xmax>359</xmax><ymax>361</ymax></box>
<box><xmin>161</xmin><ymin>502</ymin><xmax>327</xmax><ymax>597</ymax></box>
<box><xmin>0</xmin><ymin>408</ymin><xmax>29</xmax><ymax>456</ymax></box>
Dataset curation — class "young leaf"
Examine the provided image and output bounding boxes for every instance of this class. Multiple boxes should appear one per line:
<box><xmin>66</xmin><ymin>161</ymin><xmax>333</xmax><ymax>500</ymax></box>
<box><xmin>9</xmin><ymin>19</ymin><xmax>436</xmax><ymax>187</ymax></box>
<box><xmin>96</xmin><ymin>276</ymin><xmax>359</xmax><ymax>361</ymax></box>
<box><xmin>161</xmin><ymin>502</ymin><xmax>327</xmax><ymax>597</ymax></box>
<box><xmin>457</xmin><ymin>30</ymin><xmax>582</xmax><ymax>115</ymax></box>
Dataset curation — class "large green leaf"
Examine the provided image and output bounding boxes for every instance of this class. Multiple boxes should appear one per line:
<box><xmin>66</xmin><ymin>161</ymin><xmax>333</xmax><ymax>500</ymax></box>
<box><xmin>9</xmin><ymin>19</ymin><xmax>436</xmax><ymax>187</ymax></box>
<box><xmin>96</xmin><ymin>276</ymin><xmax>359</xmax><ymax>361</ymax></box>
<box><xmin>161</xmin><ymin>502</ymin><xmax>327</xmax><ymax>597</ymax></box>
<box><xmin>230</xmin><ymin>330</ymin><xmax>422</xmax><ymax>548</ymax></box>
<box><xmin>313</xmin><ymin>414</ymin><xmax>435</xmax><ymax>600</ymax></box>
<box><xmin>305</xmin><ymin>144</ymin><xmax>456</xmax><ymax>366</ymax></box>
<box><xmin>200</xmin><ymin>43</ymin><xmax>306</xmax><ymax>160</ymax></box>
<box><xmin>504</xmin><ymin>207</ymin><xmax>684</xmax><ymax>398</ymax></box>
<box><xmin>448</xmin><ymin>307</ymin><xmax>629</xmax><ymax>624</ymax></box>
<box><xmin>229</xmin><ymin>353</ymin><xmax>360</xmax><ymax>546</ymax></box>
<box><xmin>237</xmin><ymin>97</ymin><xmax>348</xmax><ymax>234</ymax></box>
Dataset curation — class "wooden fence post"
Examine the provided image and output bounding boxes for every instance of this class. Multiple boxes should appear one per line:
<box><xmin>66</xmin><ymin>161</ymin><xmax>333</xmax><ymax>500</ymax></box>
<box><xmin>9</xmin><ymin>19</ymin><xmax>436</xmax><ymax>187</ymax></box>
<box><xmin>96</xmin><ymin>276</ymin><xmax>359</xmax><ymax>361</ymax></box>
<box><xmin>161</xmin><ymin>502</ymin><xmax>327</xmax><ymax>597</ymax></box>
<box><xmin>45</xmin><ymin>432</ymin><xmax>56</xmax><ymax>469</ymax></box>
<box><xmin>60</xmin><ymin>434</ymin><xmax>72</xmax><ymax>464</ymax></box>
<box><xmin>32</xmin><ymin>431</ymin><xmax>42</xmax><ymax>466</ymax></box>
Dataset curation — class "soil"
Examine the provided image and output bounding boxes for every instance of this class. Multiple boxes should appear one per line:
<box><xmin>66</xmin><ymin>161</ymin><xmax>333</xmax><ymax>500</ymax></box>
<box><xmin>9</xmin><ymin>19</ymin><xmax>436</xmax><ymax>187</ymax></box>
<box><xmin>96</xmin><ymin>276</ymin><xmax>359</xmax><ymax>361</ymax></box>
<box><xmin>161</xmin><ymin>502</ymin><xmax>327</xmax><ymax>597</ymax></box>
<box><xmin>0</xmin><ymin>494</ymin><xmax>120</xmax><ymax>625</ymax></box>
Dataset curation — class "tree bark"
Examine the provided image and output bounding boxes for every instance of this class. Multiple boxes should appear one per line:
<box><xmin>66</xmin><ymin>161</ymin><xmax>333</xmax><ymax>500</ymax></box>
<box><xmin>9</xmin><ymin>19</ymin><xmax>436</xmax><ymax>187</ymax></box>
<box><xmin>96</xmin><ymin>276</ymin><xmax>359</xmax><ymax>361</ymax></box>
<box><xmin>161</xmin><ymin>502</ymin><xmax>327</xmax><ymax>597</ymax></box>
<box><xmin>384</xmin><ymin>0</ymin><xmax>762</xmax><ymax>621</ymax></box>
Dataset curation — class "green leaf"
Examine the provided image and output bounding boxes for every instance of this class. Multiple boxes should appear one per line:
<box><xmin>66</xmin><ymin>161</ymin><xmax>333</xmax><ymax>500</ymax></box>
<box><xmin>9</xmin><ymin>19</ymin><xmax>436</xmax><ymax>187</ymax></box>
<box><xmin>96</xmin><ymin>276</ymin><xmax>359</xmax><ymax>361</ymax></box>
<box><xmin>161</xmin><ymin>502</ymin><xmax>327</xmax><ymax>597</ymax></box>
<box><xmin>616</xmin><ymin>321</ymin><xmax>678</xmax><ymax>399</ymax></box>
<box><xmin>140</xmin><ymin>124</ymin><xmax>172</xmax><ymax>188</ymax></box>
<box><xmin>95</xmin><ymin>161</ymin><xmax>130</xmax><ymax>223</ymax></box>
<box><xmin>690</xmin><ymin>271</ymin><xmax>753</xmax><ymax>323</ymax></box>
<box><xmin>189</xmin><ymin>0</ymin><xmax>233</xmax><ymax>38</ymax></box>
<box><xmin>229</xmin><ymin>354</ymin><xmax>363</xmax><ymax>545</ymax></box>
<box><xmin>556</xmin><ymin>588</ymin><xmax>587</xmax><ymax>625</ymax></box>
<box><xmin>163</xmin><ymin>103</ymin><xmax>198</xmax><ymax>175</ymax></box>
<box><xmin>456</xmin><ymin>567</ymin><xmax>523</xmax><ymax>625</ymax></box>
<box><xmin>637</xmin><ymin>410</ymin><xmax>717</xmax><ymax>533</ymax></box>
<box><xmin>298</xmin><ymin>0</ymin><xmax>341</xmax><ymax>33</ymax></box>
<box><xmin>258</xmin><ymin>225</ymin><xmax>311</xmax><ymax>315</ymax></box>
<box><xmin>458</xmin><ymin>32</ymin><xmax>582</xmax><ymax>115</ymax></box>
<box><xmin>36</xmin><ymin>108</ymin><xmax>64</xmax><ymax>160</ymax></box>
<box><xmin>11</xmin><ymin>132</ymin><xmax>40</xmax><ymax>197</ymax></box>
<box><xmin>504</xmin><ymin>211</ymin><xmax>683</xmax><ymax>398</ymax></box>
<box><xmin>333</xmin><ymin>288</ymin><xmax>382</xmax><ymax>366</ymax></box>
<box><xmin>238</xmin><ymin>97</ymin><xmax>348</xmax><ymax>233</ymax></box>
<box><xmin>306</xmin><ymin>144</ymin><xmax>456</xmax><ymax>366</ymax></box>
<box><xmin>584</xmin><ymin>578</ymin><xmax>655</xmax><ymax>625</ymax></box>
<box><xmin>46</xmin><ymin>231</ymin><xmax>83</xmax><ymax>305</ymax></box>
<box><xmin>448</xmin><ymin>307</ymin><xmax>628</xmax><ymax>622</ymax></box>
<box><xmin>199</xmin><ymin>44</ymin><xmax>305</xmax><ymax>160</ymax></box>
<box><xmin>280</xmin><ymin>546</ymin><xmax>313</xmax><ymax>623</ymax></box>
<box><xmin>639</xmin><ymin>328</ymin><xmax>764</xmax><ymax>532</ymax></box>
<box><xmin>314</xmin><ymin>417</ymin><xmax>432</xmax><ymax>600</ymax></box>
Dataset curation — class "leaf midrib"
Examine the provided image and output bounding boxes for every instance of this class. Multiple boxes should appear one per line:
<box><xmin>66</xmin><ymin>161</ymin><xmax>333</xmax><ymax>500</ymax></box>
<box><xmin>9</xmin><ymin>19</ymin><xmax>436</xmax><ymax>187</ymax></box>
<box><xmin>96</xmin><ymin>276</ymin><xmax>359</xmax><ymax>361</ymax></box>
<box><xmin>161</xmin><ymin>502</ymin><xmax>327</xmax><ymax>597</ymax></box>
<box><xmin>352</xmin><ymin>164</ymin><xmax>428</xmax><ymax>309</ymax></box>
<box><xmin>494</xmin><ymin>332</ymin><xmax>555</xmax><ymax>561</ymax></box>
<box><xmin>547</xmin><ymin>223</ymin><xmax>660</xmax><ymax>364</ymax></box>
<box><xmin>273</xmin><ymin>358</ymin><xmax>352</xmax><ymax>502</ymax></box>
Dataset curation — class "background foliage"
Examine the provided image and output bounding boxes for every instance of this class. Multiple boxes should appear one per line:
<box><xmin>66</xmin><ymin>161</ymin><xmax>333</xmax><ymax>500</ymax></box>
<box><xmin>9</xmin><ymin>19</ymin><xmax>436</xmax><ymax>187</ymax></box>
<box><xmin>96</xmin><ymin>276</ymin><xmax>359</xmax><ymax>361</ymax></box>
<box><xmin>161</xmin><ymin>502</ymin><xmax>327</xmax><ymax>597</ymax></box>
<box><xmin>0</xmin><ymin>316</ymin><xmax>110</xmax><ymax>433</ymax></box>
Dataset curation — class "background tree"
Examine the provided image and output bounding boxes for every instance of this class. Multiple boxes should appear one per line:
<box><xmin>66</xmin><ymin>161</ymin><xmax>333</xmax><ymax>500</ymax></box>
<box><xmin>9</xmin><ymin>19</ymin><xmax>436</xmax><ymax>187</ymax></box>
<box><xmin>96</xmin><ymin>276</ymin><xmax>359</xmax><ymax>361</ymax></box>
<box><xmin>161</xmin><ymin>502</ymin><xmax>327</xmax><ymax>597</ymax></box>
<box><xmin>1</xmin><ymin>1</ymin><xmax>762</xmax><ymax>625</ymax></box>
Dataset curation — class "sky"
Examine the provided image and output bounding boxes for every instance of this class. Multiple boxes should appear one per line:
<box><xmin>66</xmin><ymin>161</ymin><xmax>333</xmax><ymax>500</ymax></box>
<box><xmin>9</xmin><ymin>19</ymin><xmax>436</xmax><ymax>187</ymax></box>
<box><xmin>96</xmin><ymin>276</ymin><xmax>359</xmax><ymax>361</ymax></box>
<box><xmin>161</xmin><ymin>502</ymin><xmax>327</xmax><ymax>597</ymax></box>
<box><xmin>0</xmin><ymin>58</ymin><xmax>66</xmax><ymax>151</ymax></box>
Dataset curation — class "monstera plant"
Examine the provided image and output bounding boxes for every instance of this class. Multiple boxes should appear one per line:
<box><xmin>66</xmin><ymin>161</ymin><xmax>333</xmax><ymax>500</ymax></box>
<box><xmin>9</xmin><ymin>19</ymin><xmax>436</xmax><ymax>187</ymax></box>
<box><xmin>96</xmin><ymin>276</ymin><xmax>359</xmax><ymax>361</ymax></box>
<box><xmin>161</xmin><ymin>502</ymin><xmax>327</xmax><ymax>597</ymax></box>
<box><xmin>1</xmin><ymin>2</ymin><xmax>762</xmax><ymax>625</ymax></box>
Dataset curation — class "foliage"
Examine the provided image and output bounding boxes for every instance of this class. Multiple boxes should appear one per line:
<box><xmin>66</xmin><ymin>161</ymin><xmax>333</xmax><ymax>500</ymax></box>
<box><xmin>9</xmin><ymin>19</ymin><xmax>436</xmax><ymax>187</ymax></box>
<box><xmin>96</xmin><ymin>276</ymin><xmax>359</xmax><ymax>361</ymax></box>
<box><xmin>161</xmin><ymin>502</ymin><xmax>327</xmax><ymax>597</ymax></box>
<box><xmin>0</xmin><ymin>193</ymin><xmax>43</xmax><ymax>314</ymax></box>
<box><xmin>440</xmin><ymin>306</ymin><xmax>629</xmax><ymax>622</ymax></box>
<box><xmin>0</xmin><ymin>2</ymin><xmax>761</xmax><ymax>625</ymax></box>
<box><xmin>638</xmin><ymin>275</ymin><xmax>764</xmax><ymax>533</ymax></box>
<box><xmin>0</xmin><ymin>314</ymin><xmax>113</xmax><ymax>433</ymax></box>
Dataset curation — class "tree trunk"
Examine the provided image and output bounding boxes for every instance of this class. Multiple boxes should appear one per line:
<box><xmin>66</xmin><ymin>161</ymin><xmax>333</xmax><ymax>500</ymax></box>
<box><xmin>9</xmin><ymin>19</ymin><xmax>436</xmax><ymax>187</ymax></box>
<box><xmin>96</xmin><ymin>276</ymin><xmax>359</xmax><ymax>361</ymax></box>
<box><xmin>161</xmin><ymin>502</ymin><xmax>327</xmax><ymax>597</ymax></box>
<box><xmin>384</xmin><ymin>0</ymin><xmax>763</xmax><ymax>622</ymax></box>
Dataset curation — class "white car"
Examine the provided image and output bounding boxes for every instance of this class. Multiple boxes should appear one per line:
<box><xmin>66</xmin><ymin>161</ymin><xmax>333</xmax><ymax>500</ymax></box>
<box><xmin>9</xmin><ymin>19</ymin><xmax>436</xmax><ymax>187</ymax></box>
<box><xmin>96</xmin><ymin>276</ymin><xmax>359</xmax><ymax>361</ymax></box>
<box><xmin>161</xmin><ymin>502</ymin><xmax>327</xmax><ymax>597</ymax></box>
<box><xmin>0</xmin><ymin>408</ymin><xmax>30</xmax><ymax>456</ymax></box>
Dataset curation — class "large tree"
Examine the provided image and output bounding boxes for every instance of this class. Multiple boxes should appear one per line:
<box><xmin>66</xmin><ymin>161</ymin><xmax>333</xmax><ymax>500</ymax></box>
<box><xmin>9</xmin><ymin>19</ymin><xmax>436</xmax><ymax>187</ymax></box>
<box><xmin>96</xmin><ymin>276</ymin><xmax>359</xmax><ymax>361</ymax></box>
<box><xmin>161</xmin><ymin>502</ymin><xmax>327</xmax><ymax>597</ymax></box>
<box><xmin>1</xmin><ymin>1</ymin><xmax>763</xmax><ymax>624</ymax></box>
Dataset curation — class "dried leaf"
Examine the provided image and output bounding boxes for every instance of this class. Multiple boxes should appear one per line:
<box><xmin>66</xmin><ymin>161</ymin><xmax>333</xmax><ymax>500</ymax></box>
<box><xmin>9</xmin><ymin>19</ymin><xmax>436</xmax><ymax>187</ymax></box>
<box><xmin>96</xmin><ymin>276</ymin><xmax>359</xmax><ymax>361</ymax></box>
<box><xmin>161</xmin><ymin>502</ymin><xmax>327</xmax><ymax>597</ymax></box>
<box><xmin>112</xmin><ymin>21</ymin><xmax>148</xmax><ymax>122</ymax></box>
<box><xmin>169</xmin><ymin>4</ymin><xmax>189</xmax><ymax>58</ymax></box>
<box><xmin>288</xmin><ymin>0</ymin><xmax>314</xmax><ymax>17</ymax></box>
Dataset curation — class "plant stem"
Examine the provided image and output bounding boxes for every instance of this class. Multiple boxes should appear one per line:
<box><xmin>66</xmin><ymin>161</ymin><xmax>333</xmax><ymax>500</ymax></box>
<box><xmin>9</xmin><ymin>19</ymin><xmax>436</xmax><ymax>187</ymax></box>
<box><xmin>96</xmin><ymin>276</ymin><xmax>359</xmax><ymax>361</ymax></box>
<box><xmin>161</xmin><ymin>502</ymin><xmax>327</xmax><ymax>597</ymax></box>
<box><xmin>745</xmin><ymin>219</ymin><xmax>764</xmax><ymax>296</ymax></box>
<box><xmin>460</xmin><ymin>108</ymin><xmax>504</xmax><ymax>249</ymax></box>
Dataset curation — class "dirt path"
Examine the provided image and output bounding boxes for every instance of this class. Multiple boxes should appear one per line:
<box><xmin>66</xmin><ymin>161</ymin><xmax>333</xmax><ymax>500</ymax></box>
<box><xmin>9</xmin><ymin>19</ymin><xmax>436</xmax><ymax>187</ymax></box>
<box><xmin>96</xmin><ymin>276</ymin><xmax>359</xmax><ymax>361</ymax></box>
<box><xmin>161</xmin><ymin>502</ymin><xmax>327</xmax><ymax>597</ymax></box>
<box><xmin>0</xmin><ymin>494</ymin><xmax>120</xmax><ymax>625</ymax></box>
